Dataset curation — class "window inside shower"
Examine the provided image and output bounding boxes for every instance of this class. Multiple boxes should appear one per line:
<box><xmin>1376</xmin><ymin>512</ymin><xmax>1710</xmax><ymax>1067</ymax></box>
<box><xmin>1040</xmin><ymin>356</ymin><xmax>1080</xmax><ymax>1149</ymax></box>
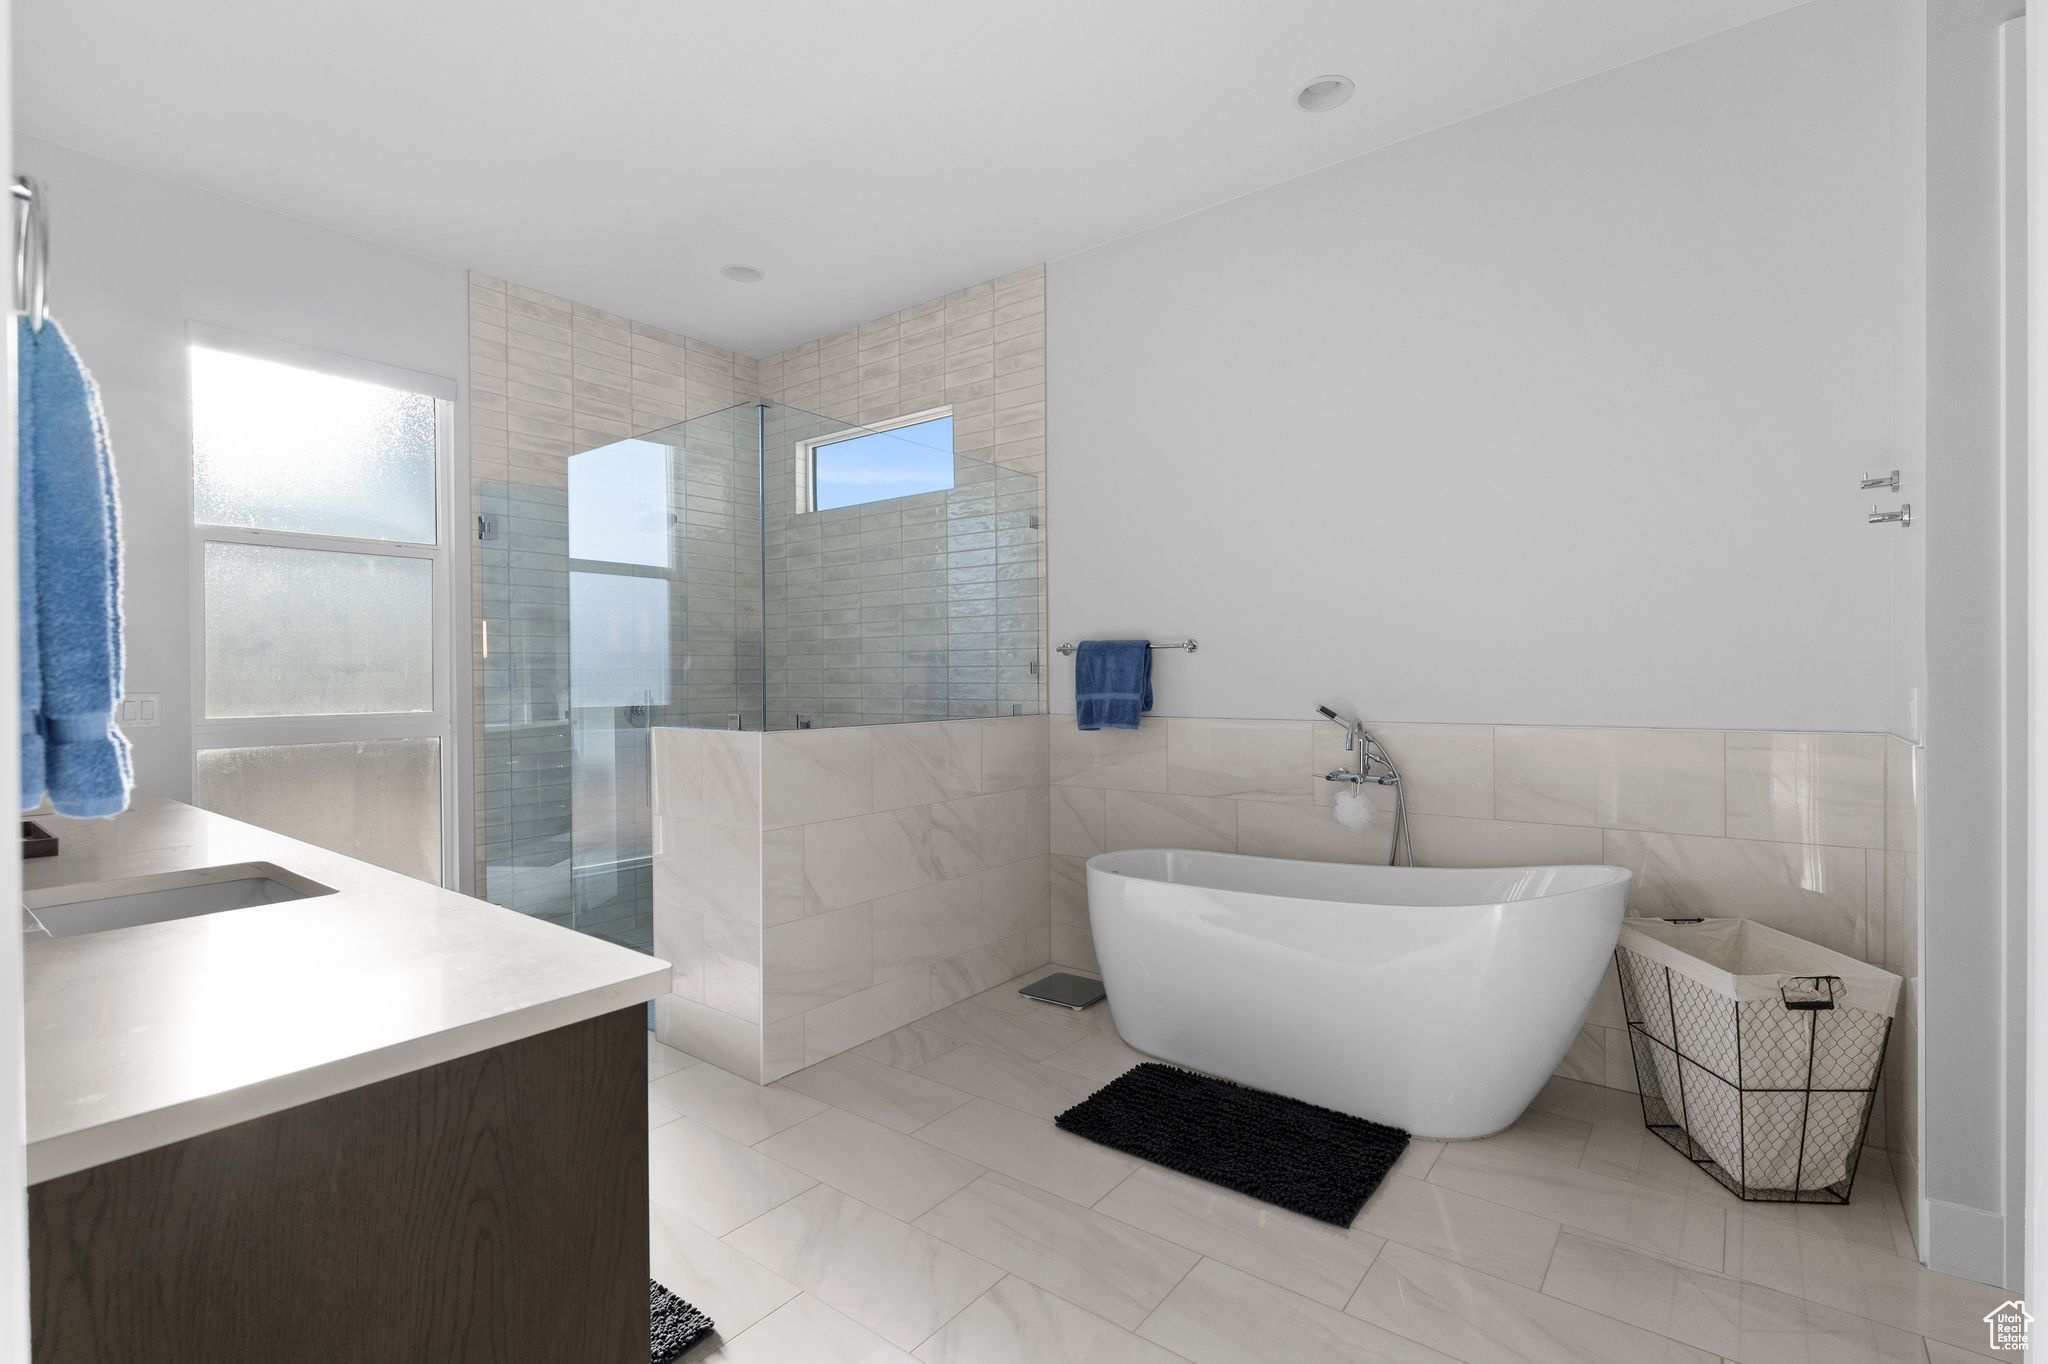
<box><xmin>476</xmin><ymin>401</ymin><xmax>1041</xmax><ymax>951</ymax></box>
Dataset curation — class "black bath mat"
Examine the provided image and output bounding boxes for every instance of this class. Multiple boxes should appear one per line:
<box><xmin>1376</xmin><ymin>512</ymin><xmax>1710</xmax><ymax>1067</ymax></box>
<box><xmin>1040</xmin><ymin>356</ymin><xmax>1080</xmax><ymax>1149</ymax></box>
<box><xmin>1055</xmin><ymin>1062</ymin><xmax>1409</xmax><ymax>1226</ymax></box>
<box><xmin>651</xmin><ymin>1279</ymin><xmax>714</xmax><ymax>1362</ymax></box>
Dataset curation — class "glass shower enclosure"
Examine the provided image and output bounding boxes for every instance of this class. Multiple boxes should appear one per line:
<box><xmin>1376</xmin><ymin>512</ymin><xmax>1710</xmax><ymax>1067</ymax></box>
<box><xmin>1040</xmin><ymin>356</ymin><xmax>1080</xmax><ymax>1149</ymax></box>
<box><xmin>477</xmin><ymin>401</ymin><xmax>1042</xmax><ymax>950</ymax></box>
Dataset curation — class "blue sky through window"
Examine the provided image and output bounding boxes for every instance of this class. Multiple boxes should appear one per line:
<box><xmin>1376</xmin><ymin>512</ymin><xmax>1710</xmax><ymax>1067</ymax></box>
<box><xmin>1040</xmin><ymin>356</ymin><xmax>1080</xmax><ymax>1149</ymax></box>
<box><xmin>814</xmin><ymin>415</ymin><xmax>954</xmax><ymax>511</ymax></box>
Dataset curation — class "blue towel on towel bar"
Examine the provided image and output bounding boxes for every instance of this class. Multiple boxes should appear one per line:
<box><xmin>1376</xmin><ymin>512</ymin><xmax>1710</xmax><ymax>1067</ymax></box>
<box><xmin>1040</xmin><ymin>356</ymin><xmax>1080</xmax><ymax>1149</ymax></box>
<box><xmin>19</xmin><ymin>316</ymin><xmax>131</xmax><ymax>817</ymax></box>
<box><xmin>1074</xmin><ymin>640</ymin><xmax>1152</xmax><ymax>731</ymax></box>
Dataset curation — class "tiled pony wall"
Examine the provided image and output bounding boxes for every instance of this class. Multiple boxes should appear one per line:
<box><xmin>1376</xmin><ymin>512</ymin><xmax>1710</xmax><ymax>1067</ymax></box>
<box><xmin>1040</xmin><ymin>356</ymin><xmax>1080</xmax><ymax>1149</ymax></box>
<box><xmin>650</xmin><ymin>718</ymin><xmax>1052</xmax><ymax>1083</ymax></box>
<box><xmin>1044</xmin><ymin>718</ymin><xmax>1922</xmax><ymax>1242</ymax></box>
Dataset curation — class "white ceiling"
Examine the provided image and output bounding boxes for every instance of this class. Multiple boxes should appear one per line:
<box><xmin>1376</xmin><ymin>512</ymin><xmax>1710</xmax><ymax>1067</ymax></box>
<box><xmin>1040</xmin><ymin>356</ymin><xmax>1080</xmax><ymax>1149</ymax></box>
<box><xmin>19</xmin><ymin>0</ymin><xmax>1812</xmax><ymax>355</ymax></box>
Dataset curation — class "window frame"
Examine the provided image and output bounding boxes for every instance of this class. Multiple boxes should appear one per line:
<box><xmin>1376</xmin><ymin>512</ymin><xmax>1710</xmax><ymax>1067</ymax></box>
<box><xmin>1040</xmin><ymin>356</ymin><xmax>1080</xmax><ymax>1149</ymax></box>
<box><xmin>185</xmin><ymin>324</ymin><xmax>459</xmax><ymax>887</ymax></box>
<box><xmin>796</xmin><ymin>405</ymin><xmax>955</xmax><ymax>514</ymax></box>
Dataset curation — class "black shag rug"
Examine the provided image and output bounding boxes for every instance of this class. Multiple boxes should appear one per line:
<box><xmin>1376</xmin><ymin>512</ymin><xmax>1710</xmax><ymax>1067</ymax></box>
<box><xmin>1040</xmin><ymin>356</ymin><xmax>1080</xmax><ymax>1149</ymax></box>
<box><xmin>651</xmin><ymin>1279</ymin><xmax>714</xmax><ymax>1362</ymax></box>
<box><xmin>1055</xmin><ymin>1062</ymin><xmax>1409</xmax><ymax>1227</ymax></box>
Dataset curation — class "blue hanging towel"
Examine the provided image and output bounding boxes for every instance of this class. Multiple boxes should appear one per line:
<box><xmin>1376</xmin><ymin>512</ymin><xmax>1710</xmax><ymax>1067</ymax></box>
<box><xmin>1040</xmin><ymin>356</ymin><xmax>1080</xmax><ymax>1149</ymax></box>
<box><xmin>19</xmin><ymin>316</ymin><xmax>131</xmax><ymax>816</ymax></box>
<box><xmin>1074</xmin><ymin>640</ymin><xmax>1152</xmax><ymax>731</ymax></box>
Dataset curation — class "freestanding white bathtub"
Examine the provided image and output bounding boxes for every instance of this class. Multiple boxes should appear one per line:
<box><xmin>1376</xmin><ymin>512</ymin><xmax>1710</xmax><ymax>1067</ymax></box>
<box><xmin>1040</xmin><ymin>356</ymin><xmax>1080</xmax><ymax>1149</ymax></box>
<box><xmin>1087</xmin><ymin>849</ymin><xmax>1630</xmax><ymax>1139</ymax></box>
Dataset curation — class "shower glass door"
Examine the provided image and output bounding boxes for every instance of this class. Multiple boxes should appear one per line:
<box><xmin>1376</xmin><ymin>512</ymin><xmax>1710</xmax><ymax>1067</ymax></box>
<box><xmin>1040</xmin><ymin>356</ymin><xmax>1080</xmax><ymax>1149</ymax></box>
<box><xmin>477</xmin><ymin>399</ymin><xmax>1042</xmax><ymax>950</ymax></box>
<box><xmin>479</xmin><ymin>402</ymin><xmax>760</xmax><ymax>951</ymax></box>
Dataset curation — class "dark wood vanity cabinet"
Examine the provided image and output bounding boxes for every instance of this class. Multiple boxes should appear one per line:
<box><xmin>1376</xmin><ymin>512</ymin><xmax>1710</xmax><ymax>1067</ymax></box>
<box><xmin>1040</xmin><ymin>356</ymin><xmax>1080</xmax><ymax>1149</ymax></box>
<box><xmin>28</xmin><ymin>1006</ymin><xmax>649</xmax><ymax>1364</ymax></box>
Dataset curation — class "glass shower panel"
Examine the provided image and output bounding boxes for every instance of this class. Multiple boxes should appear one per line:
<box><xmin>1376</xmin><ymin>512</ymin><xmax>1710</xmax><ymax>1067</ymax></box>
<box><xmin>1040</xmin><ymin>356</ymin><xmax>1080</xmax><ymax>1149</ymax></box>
<box><xmin>478</xmin><ymin>400</ymin><xmax>1038</xmax><ymax>949</ymax></box>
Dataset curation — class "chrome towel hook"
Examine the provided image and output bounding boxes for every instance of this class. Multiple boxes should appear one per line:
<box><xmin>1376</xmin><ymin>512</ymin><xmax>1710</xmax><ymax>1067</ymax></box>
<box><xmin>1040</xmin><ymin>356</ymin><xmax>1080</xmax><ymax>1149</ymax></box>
<box><xmin>13</xmin><ymin>176</ymin><xmax>48</xmax><ymax>332</ymax></box>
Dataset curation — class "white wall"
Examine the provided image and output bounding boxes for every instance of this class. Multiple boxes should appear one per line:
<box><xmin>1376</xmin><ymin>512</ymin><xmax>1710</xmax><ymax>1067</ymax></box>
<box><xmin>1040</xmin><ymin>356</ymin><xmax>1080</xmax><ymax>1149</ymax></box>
<box><xmin>1047</xmin><ymin>0</ymin><xmax>1919</xmax><ymax>735</ymax></box>
<box><xmin>11</xmin><ymin>138</ymin><xmax>469</xmax><ymax>807</ymax></box>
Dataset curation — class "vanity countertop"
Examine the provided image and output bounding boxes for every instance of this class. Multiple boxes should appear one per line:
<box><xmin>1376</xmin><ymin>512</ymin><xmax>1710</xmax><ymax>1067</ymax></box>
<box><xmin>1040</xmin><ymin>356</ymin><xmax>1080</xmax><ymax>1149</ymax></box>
<box><xmin>21</xmin><ymin>797</ymin><xmax>670</xmax><ymax>1184</ymax></box>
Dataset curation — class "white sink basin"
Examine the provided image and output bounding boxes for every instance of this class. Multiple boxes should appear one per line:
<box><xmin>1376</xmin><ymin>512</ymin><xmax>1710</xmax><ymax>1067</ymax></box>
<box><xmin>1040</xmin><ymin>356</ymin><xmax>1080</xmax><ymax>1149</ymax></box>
<box><xmin>24</xmin><ymin>863</ymin><xmax>337</xmax><ymax>938</ymax></box>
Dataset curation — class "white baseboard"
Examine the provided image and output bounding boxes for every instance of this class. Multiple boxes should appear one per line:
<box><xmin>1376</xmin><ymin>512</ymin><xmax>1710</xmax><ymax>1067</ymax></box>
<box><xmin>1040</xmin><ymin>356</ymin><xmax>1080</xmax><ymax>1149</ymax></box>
<box><xmin>1926</xmin><ymin>1197</ymin><xmax>2012</xmax><ymax>1290</ymax></box>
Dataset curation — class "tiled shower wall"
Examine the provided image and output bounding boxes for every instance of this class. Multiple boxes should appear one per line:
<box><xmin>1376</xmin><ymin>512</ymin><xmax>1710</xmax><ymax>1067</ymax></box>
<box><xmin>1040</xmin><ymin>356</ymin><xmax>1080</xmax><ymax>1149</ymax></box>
<box><xmin>1045</xmin><ymin>719</ymin><xmax>1922</xmax><ymax>1199</ymax></box>
<box><xmin>649</xmin><ymin>716</ymin><xmax>1052</xmax><ymax>1083</ymax></box>
<box><xmin>468</xmin><ymin>273</ymin><xmax>758</xmax><ymax>909</ymax></box>
<box><xmin>761</xmin><ymin>454</ymin><xmax>1042</xmax><ymax>729</ymax></box>
<box><xmin>759</xmin><ymin>267</ymin><xmax>1049</xmax><ymax>711</ymax></box>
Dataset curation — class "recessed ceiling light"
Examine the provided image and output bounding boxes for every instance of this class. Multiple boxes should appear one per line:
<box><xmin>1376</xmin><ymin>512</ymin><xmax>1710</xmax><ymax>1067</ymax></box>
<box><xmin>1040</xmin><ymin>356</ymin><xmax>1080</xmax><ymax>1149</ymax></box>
<box><xmin>721</xmin><ymin>263</ymin><xmax>765</xmax><ymax>283</ymax></box>
<box><xmin>1295</xmin><ymin>75</ymin><xmax>1355</xmax><ymax>114</ymax></box>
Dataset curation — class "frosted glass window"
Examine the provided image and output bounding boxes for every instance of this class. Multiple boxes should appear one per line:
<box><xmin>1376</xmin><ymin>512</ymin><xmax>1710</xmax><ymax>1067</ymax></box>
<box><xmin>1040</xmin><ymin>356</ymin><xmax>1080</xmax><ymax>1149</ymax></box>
<box><xmin>569</xmin><ymin>439</ymin><xmax>670</xmax><ymax>567</ymax></box>
<box><xmin>191</xmin><ymin>346</ymin><xmax>438</xmax><ymax>543</ymax></box>
<box><xmin>204</xmin><ymin>542</ymin><xmax>433</xmax><ymax>717</ymax></box>
<box><xmin>570</xmin><ymin>571</ymin><xmax>668</xmax><ymax>709</ymax></box>
<box><xmin>814</xmin><ymin>415</ymin><xmax>954</xmax><ymax>511</ymax></box>
<box><xmin>196</xmin><ymin>739</ymin><xmax>441</xmax><ymax>882</ymax></box>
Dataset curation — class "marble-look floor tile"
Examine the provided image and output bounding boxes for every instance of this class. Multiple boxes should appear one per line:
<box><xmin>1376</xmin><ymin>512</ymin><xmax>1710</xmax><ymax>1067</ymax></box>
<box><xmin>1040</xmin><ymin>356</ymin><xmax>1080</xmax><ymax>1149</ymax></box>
<box><xmin>1727</xmin><ymin>1213</ymin><xmax>2022</xmax><ymax>1358</ymax></box>
<box><xmin>725</xmin><ymin>1185</ymin><xmax>1003</xmax><ymax>1351</ymax></box>
<box><xmin>915</xmin><ymin>1173</ymin><xmax>1198</xmax><ymax>1329</ymax></box>
<box><xmin>1352</xmin><ymin>1174</ymin><xmax>1560</xmax><ymax>1289</ymax></box>
<box><xmin>912</xmin><ymin>1097</ymin><xmax>1138</xmax><ymax>1206</ymax></box>
<box><xmin>646</xmin><ymin>1116</ymin><xmax>816</xmax><ymax>1236</ymax></box>
<box><xmin>648</xmin><ymin>1062</ymin><xmax>829</xmax><ymax>1145</ymax></box>
<box><xmin>1039</xmin><ymin>1029</ymin><xmax>1149</xmax><ymax>1083</ymax></box>
<box><xmin>919</xmin><ymin>1000</ymin><xmax>1086</xmax><ymax>1061</ymax></box>
<box><xmin>1139</xmin><ymin>1257</ymin><xmax>1464</xmax><ymax>1364</ymax></box>
<box><xmin>1345</xmin><ymin>1241</ymin><xmax>1718</xmax><ymax>1363</ymax></box>
<box><xmin>650</xmin><ymin>1095</ymin><xmax>680</xmax><ymax>1131</ymax></box>
<box><xmin>775</xmin><ymin>1051</ymin><xmax>973</xmax><ymax>1133</ymax></box>
<box><xmin>854</xmin><ymin>1017</ymin><xmax>966</xmax><ymax>1070</ymax></box>
<box><xmin>913</xmin><ymin>1275</ymin><xmax>1191</xmax><ymax>1364</ymax></box>
<box><xmin>1097</xmin><ymin>1166</ymin><xmax>1383</xmax><ymax>1308</ymax></box>
<box><xmin>1543</xmin><ymin>1226</ymin><xmax>1931</xmax><ymax>1364</ymax></box>
<box><xmin>1389</xmin><ymin>1139</ymin><xmax>1446</xmax><ymax>1182</ymax></box>
<box><xmin>756</xmin><ymin>1108</ymin><xmax>985</xmax><ymax>1222</ymax></box>
<box><xmin>1428</xmin><ymin>1142</ymin><xmax>1725</xmax><ymax>1270</ymax></box>
<box><xmin>912</xmin><ymin>1043</ymin><xmax>1098</xmax><ymax>1120</ymax></box>
<box><xmin>700</xmin><ymin>1292</ymin><xmax>919</xmax><ymax>1364</ymax></box>
<box><xmin>1460</xmin><ymin>1106</ymin><xmax>1594</xmax><ymax>1169</ymax></box>
<box><xmin>650</xmin><ymin>1034</ymin><xmax>699</xmax><ymax>1081</ymax></box>
<box><xmin>957</xmin><ymin>968</ymin><xmax>1082</xmax><ymax>1017</ymax></box>
<box><xmin>647</xmin><ymin>1201</ymin><xmax>798</xmax><ymax>1344</ymax></box>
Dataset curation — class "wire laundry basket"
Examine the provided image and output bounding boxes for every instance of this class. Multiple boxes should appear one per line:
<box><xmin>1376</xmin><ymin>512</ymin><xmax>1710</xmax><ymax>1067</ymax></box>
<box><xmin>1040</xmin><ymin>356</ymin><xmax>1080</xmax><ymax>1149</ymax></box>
<box><xmin>1614</xmin><ymin>917</ymin><xmax>1900</xmax><ymax>1203</ymax></box>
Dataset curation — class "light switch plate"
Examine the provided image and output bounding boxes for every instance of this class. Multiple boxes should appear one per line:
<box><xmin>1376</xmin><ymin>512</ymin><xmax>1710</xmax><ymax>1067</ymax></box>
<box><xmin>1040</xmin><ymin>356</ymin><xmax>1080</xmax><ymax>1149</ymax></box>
<box><xmin>118</xmin><ymin>693</ymin><xmax>161</xmax><ymax>727</ymax></box>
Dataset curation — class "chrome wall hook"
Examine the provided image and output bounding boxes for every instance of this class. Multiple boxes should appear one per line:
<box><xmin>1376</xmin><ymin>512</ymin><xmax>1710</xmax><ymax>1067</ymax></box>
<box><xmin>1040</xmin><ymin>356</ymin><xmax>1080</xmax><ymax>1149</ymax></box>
<box><xmin>1860</xmin><ymin>470</ymin><xmax>1900</xmax><ymax>491</ymax></box>
<box><xmin>1868</xmin><ymin>504</ymin><xmax>1912</xmax><ymax>528</ymax></box>
<box><xmin>12</xmin><ymin>175</ymin><xmax>47</xmax><ymax>332</ymax></box>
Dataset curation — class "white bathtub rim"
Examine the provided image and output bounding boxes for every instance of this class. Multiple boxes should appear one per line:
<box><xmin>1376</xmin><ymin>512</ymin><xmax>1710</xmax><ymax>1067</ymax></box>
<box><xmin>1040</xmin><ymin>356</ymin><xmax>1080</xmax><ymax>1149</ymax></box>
<box><xmin>1086</xmin><ymin>846</ymin><xmax>1632</xmax><ymax>908</ymax></box>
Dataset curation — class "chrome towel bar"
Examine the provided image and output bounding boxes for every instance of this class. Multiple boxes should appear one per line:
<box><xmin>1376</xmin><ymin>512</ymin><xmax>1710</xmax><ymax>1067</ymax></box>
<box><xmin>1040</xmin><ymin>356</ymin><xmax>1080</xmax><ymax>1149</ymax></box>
<box><xmin>1055</xmin><ymin>639</ymin><xmax>1197</xmax><ymax>656</ymax></box>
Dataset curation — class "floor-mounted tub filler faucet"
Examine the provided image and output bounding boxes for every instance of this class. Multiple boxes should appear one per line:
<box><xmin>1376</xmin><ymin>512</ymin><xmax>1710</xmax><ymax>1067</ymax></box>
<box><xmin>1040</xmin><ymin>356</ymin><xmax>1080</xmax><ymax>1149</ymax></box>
<box><xmin>1315</xmin><ymin>706</ymin><xmax>1414</xmax><ymax>866</ymax></box>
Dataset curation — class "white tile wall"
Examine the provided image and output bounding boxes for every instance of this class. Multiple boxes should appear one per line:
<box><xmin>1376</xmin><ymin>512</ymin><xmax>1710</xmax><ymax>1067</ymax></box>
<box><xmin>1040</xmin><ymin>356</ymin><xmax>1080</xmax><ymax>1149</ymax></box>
<box><xmin>758</xmin><ymin>267</ymin><xmax>1049</xmax><ymax>719</ymax></box>
<box><xmin>1046</xmin><ymin>715</ymin><xmax>1922</xmax><ymax>1183</ymax></box>
<box><xmin>654</xmin><ymin>715</ymin><xmax>1052</xmax><ymax>1083</ymax></box>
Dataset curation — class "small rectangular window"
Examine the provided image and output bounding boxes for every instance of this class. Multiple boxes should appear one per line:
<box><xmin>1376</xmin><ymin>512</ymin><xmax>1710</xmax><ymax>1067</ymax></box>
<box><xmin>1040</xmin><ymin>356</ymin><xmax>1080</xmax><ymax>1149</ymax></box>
<box><xmin>811</xmin><ymin>413</ymin><xmax>954</xmax><ymax>511</ymax></box>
